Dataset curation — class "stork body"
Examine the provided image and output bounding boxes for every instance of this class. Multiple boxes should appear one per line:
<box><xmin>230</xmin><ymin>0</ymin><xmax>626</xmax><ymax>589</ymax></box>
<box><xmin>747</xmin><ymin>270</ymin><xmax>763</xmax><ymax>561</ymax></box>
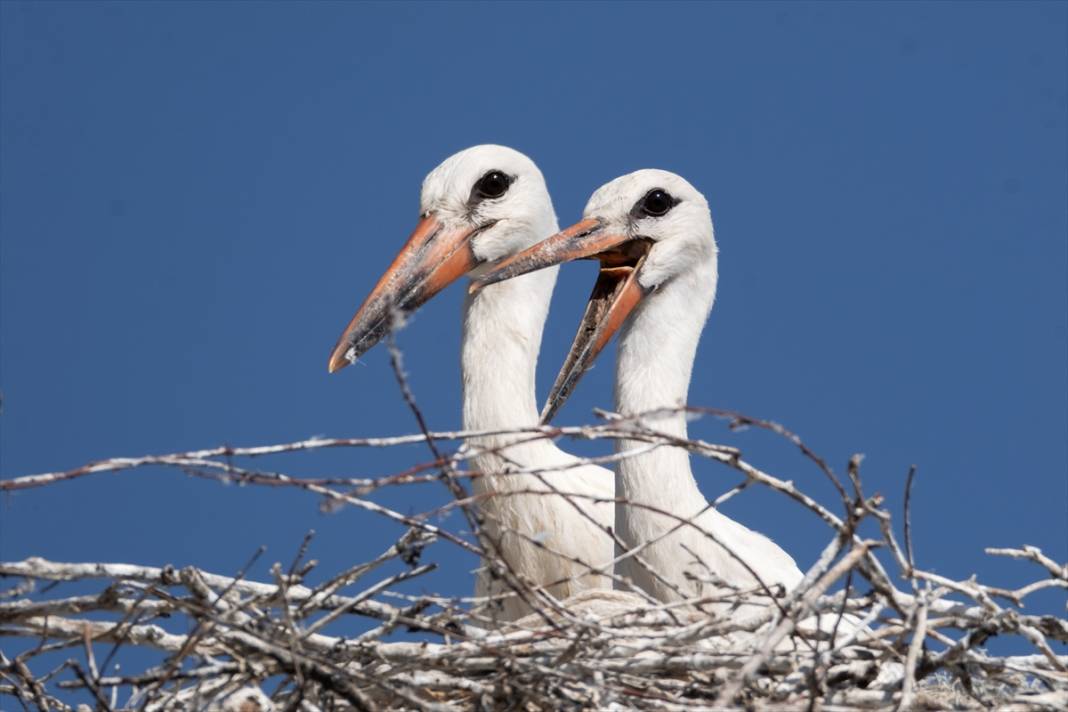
<box><xmin>477</xmin><ymin>170</ymin><xmax>803</xmax><ymax>612</ymax></box>
<box><xmin>460</xmin><ymin>257</ymin><xmax>614</xmax><ymax>620</ymax></box>
<box><xmin>611</xmin><ymin>247</ymin><xmax>803</xmax><ymax>605</ymax></box>
<box><xmin>329</xmin><ymin>146</ymin><xmax>614</xmax><ymax>621</ymax></box>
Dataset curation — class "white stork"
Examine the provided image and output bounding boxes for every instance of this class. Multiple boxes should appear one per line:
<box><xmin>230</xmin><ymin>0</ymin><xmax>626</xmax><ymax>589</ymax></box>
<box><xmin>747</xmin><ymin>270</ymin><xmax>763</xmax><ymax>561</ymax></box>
<box><xmin>476</xmin><ymin>170</ymin><xmax>804</xmax><ymax>612</ymax></box>
<box><xmin>328</xmin><ymin>145</ymin><xmax>614</xmax><ymax>621</ymax></box>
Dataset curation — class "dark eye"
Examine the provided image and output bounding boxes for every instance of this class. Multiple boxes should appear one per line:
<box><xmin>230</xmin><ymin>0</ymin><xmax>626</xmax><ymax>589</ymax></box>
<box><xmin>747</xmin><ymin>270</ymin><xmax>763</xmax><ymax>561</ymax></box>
<box><xmin>640</xmin><ymin>189</ymin><xmax>675</xmax><ymax>217</ymax></box>
<box><xmin>475</xmin><ymin>170</ymin><xmax>512</xmax><ymax>200</ymax></box>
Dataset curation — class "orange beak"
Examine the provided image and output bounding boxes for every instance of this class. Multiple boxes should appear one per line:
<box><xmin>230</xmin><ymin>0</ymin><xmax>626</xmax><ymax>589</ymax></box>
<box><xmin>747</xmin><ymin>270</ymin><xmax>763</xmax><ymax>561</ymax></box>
<box><xmin>327</xmin><ymin>214</ymin><xmax>482</xmax><ymax>373</ymax></box>
<box><xmin>474</xmin><ymin>218</ymin><xmax>652</xmax><ymax>423</ymax></box>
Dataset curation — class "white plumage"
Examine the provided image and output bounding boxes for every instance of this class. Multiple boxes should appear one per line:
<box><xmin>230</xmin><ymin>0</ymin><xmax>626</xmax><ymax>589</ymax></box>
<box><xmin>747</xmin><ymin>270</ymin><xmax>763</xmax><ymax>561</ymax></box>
<box><xmin>329</xmin><ymin>146</ymin><xmax>615</xmax><ymax>621</ymax></box>
<box><xmin>595</xmin><ymin>171</ymin><xmax>803</xmax><ymax>609</ymax></box>
<box><xmin>476</xmin><ymin>169</ymin><xmax>804</xmax><ymax>614</ymax></box>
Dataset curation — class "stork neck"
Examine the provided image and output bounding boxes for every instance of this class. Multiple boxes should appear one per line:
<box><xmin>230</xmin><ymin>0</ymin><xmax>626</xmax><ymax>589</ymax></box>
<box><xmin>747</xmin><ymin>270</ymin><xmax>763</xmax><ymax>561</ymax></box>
<box><xmin>616</xmin><ymin>273</ymin><xmax>713</xmax><ymax>432</ymax></box>
<box><xmin>614</xmin><ymin>268</ymin><xmax>716</xmax><ymax>504</ymax></box>
<box><xmin>460</xmin><ymin>266</ymin><xmax>559</xmax><ymax>435</ymax></box>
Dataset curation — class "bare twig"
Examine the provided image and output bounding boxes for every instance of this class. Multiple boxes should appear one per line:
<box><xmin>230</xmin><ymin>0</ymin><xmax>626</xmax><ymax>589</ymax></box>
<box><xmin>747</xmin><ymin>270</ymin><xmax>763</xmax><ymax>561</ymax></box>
<box><xmin>2</xmin><ymin>404</ymin><xmax>1064</xmax><ymax>711</ymax></box>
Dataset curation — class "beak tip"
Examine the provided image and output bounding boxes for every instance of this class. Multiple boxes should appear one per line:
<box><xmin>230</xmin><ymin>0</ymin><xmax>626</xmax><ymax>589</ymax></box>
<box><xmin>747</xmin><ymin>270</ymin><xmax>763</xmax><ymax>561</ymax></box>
<box><xmin>327</xmin><ymin>349</ymin><xmax>350</xmax><ymax>374</ymax></box>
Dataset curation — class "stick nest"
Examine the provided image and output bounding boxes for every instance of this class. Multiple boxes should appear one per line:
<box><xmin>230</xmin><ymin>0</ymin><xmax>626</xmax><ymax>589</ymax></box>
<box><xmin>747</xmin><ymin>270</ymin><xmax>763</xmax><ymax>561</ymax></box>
<box><xmin>2</xmin><ymin>406</ymin><xmax>1065</xmax><ymax>711</ymax></box>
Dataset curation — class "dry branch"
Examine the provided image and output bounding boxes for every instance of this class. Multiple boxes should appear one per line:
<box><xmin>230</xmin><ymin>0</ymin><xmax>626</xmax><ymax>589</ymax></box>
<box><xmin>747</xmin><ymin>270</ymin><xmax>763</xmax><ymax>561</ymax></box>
<box><xmin>2</xmin><ymin>407</ymin><xmax>1065</xmax><ymax>711</ymax></box>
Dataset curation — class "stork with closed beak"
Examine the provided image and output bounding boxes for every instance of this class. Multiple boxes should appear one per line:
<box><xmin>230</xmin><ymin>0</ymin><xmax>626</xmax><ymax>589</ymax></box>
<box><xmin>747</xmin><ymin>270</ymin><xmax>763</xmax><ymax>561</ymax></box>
<box><xmin>328</xmin><ymin>146</ymin><xmax>614</xmax><ymax>621</ymax></box>
<box><xmin>476</xmin><ymin>170</ymin><xmax>804</xmax><ymax>611</ymax></box>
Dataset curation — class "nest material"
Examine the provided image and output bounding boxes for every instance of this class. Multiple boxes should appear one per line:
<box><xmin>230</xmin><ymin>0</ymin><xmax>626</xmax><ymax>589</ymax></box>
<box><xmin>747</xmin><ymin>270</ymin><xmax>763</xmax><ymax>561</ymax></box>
<box><xmin>2</xmin><ymin>407</ymin><xmax>1066</xmax><ymax>710</ymax></box>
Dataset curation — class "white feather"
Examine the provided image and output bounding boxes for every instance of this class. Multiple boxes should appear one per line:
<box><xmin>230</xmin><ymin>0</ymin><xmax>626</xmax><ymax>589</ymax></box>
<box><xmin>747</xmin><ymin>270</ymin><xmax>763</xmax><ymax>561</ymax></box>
<box><xmin>423</xmin><ymin>146</ymin><xmax>615</xmax><ymax>622</ymax></box>
<box><xmin>584</xmin><ymin>170</ymin><xmax>804</xmax><ymax>612</ymax></box>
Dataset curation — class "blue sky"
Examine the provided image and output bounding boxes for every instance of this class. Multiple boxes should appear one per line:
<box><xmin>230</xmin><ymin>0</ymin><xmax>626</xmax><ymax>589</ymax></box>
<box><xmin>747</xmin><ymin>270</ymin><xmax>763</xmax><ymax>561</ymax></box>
<box><xmin>2</xmin><ymin>0</ymin><xmax>1065</xmax><ymax>651</ymax></box>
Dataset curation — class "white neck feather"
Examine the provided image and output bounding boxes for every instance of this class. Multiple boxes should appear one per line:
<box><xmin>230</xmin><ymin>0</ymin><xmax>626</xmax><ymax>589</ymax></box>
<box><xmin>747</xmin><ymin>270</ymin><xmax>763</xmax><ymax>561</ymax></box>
<box><xmin>461</xmin><ymin>266</ymin><xmax>558</xmax><ymax>431</ymax></box>
<box><xmin>614</xmin><ymin>263</ymin><xmax>716</xmax><ymax>506</ymax></box>
<box><xmin>460</xmin><ymin>265</ymin><xmax>562</xmax><ymax>489</ymax></box>
<box><xmin>613</xmin><ymin>255</ymin><xmax>804</xmax><ymax>598</ymax></box>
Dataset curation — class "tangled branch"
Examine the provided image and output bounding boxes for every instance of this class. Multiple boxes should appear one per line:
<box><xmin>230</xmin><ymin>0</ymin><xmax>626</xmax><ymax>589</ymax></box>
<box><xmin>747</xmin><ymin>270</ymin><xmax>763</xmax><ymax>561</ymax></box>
<box><xmin>2</xmin><ymin>405</ymin><xmax>1065</xmax><ymax>710</ymax></box>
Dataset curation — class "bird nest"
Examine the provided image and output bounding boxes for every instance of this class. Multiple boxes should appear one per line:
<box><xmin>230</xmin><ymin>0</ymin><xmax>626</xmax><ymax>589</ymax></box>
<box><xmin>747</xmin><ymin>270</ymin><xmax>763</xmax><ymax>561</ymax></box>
<box><xmin>2</xmin><ymin>393</ymin><xmax>1066</xmax><ymax>711</ymax></box>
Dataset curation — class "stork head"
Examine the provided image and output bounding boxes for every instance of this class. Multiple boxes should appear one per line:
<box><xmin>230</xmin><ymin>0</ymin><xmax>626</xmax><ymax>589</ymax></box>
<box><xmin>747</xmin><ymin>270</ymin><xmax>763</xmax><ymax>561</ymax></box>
<box><xmin>328</xmin><ymin>145</ymin><xmax>556</xmax><ymax>373</ymax></box>
<box><xmin>474</xmin><ymin>169</ymin><xmax>717</xmax><ymax>422</ymax></box>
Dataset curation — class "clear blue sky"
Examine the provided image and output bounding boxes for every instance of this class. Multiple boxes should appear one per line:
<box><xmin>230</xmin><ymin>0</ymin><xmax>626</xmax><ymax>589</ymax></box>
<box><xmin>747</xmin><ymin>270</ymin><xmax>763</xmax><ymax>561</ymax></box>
<box><xmin>2</xmin><ymin>0</ymin><xmax>1065</xmax><ymax>644</ymax></box>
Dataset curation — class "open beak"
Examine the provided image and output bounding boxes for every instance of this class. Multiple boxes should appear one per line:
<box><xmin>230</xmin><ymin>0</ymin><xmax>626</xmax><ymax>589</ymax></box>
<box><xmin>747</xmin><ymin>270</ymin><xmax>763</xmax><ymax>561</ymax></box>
<box><xmin>474</xmin><ymin>218</ymin><xmax>652</xmax><ymax>423</ymax></box>
<box><xmin>327</xmin><ymin>214</ymin><xmax>481</xmax><ymax>373</ymax></box>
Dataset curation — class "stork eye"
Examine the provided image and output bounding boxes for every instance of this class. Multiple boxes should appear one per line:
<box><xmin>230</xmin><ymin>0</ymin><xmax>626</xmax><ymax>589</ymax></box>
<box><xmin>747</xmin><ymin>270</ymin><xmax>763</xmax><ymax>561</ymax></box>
<box><xmin>475</xmin><ymin>171</ymin><xmax>512</xmax><ymax>200</ymax></box>
<box><xmin>640</xmin><ymin>189</ymin><xmax>675</xmax><ymax>217</ymax></box>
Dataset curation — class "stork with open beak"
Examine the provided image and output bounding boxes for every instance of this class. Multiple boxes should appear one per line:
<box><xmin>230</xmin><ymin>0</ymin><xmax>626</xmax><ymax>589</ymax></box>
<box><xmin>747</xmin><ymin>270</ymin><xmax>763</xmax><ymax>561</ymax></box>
<box><xmin>475</xmin><ymin>170</ymin><xmax>804</xmax><ymax>610</ymax></box>
<box><xmin>328</xmin><ymin>146</ymin><xmax>614</xmax><ymax>622</ymax></box>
